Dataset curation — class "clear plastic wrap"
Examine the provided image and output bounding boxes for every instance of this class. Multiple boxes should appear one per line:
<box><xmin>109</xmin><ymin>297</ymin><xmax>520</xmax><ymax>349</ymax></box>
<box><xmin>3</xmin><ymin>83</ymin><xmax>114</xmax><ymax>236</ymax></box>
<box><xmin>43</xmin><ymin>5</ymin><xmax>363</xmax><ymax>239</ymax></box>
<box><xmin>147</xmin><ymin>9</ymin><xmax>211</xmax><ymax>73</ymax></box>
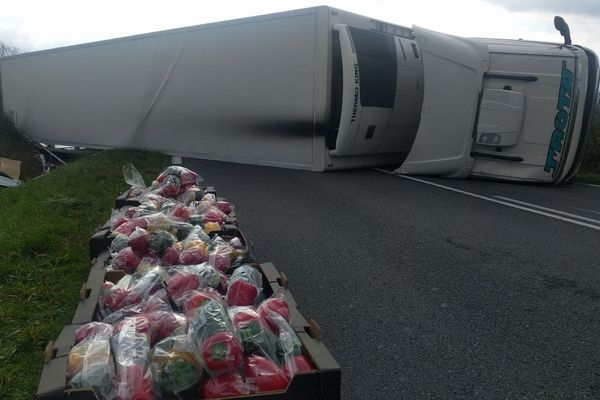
<box><xmin>67</xmin><ymin>338</ymin><xmax>115</xmax><ymax>400</ymax></box>
<box><xmin>168</xmin><ymin>204</ymin><xmax>193</xmax><ymax>222</ymax></box>
<box><xmin>160</xmin><ymin>246</ymin><xmax>181</xmax><ymax>267</ymax></box>
<box><xmin>99</xmin><ymin>267</ymin><xmax>164</xmax><ymax>317</ymax></box>
<box><xmin>187</xmin><ymin>298</ymin><xmax>242</xmax><ymax>376</ymax></box>
<box><xmin>112</xmin><ymin>247</ymin><xmax>141</xmax><ymax>274</ymax></box>
<box><xmin>164</xmin><ymin>264</ymin><xmax>220</xmax><ymax>304</ymax></box>
<box><xmin>226</xmin><ymin>265</ymin><xmax>263</xmax><ymax>307</ymax></box>
<box><xmin>156</xmin><ymin>175</ymin><xmax>181</xmax><ymax>198</ymax></box>
<box><xmin>201</xmin><ymin>331</ymin><xmax>244</xmax><ymax>376</ymax></box>
<box><xmin>74</xmin><ymin>322</ymin><xmax>114</xmax><ymax>345</ymax></box>
<box><xmin>110</xmin><ymin>234</ymin><xmax>129</xmax><ymax>254</ymax></box>
<box><xmin>109</xmin><ymin>210</ymin><xmax>130</xmax><ymax>232</ymax></box>
<box><xmin>229</xmin><ymin>306</ymin><xmax>277</xmax><ymax>360</ymax></box>
<box><xmin>202</xmin><ymin>372</ymin><xmax>250</xmax><ymax>399</ymax></box>
<box><xmin>156</xmin><ymin>166</ymin><xmax>202</xmax><ymax>187</ymax></box>
<box><xmin>123</xmin><ymin>163</ymin><xmax>147</xmax><ymax>191</ymax></box>
<box><xmin>215</xmin><ymin>200</ymin><xmax>234</xmax><ymax>215</ymax></box>
<box><xmin>176</xmin><ymin>185</ymin><xmax>203</xmax><ymax>206</ymax></box>
<box><xmin>150</xmin><ymin>335</ymin><xmax>203</xmax><ymax>400</ymax></box>
<box><xmin>263</xmin><ymin>311</ymin><xmax>303</xmax><ymax>378</ymax></box>
<box><xmin>145</xmin><ymin>311</ymin><xmax>189</xmax><ymax>346</ymax></box>
<box><xmin>207</xmin><ymin>237</ymin><xmax>235</xmax><ymax>273</ymax></box>
<box><xmin>175</xmin><ymin>288</ymin><xmax>220</xmax><ymax>316</ymax></box>
<box><xmin>111</xmin><ymin>316</ymin><xmax>154</xmax><ymax>400</ymax></box>
<box><xmin>257</xmin><ymin>293</ymin><xmax>290</xmax><ymax>334</ymax></box>
<box><xmin>243</xmin><ymin>355</ymin><xmax>289</xmax><ymax>393</ymax></box>
<box><xmin>127</xmin><ymin>227</ymin><xmax>150</xmax><ymax>255</ymax></box>
<box><xmin>148</xmin><ymin>230</ymin><xmax>176</xmax><ymax>257</ymax></box>
<box><xmin>201</xmin><ymin>206</ymin><xmax>227</xmax><ymax>225</ymax></box>
<box><xmin>194</xmin><ymin>193</ymin><xmax>216</xmax><ymax>215</ymax></box>
<box><xmin>102</xmin><ymin>289</ymin><xmax>172</xmax><ymax>326</ymax></box>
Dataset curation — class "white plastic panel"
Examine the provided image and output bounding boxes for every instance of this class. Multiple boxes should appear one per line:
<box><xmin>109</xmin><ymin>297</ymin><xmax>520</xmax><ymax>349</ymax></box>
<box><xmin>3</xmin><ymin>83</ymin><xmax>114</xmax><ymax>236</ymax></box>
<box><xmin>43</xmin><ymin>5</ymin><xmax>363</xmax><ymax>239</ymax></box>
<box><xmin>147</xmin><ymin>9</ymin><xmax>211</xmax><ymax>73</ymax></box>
<box><xmin>396</xmin><ymin>26</ymin><xmax>489</xmax><ymax>177</ymax></box>
<box><xmin>476</xmin><ymin>89</ymin><xmax>524</xmax><ymax>147</ymax></box>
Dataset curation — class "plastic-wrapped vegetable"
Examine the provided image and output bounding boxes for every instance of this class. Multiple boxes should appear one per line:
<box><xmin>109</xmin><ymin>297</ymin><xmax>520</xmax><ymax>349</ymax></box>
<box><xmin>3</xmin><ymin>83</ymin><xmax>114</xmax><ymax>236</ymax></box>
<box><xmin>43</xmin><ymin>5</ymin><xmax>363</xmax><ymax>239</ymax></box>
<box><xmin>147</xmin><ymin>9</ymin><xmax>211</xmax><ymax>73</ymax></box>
<box><xmin>226</xmin><ymin>265</ymin><xmax>263</xmax><ymax>307</ymax></box>
<box><xmin>112</xmin><ymin>316</ymin><xmax>154</xmax><ymax>400</ymax></box>
<box><xmin>157</xmin><ymin>175</ymin><xmax>181</xmax><ymax>198</ymax></box>
<box><xmin>109</xmin><ymin>209</ymin><xmax>130</xmax><ymax>232</ymax></box>
<box><xmin>203</xmin><ymin>222</ymin><xmax>222</xmax><ymax>235</ymax></box>
<box><xmin>156</xmin><ymin>166</ymin><xmax>202</xmax><ymax>187</ymax></box>
<box><xmin>175</xmin><ymin>288</ymin><xmax>220</xmax><ymax>316</ymax></box>
<box><xmin>160</xmin><ymin>246</ymin><xmax>181</xmax><ymax>266</ymax></box>
<box><xmin>110</xmin><ymin>233</ymin><xmax>129</xmax><ymax>254</ymax></box>
<box><xmin>257</xmin><ymin>294</ymin><xmax>290</xmax><ymax>334</ymax></box>
<box><xmin>202</xmin><ymin>372</ymin><xmax>250</xmax><ymax>399</ymax></box>
<box><xmin>244</xmin><ymin>355</ymin><xmax>289</xmax><ymax>393</ymax></box>
<box><xmin>169</xmin><ymin>204</ymin><xmax>193</xmax><ymax>222</ymax></box>
<box><xmin>151</xmin><ymin>335</ymin><xmax>203</xmax><ymax>400</ymax></box>
<box><xmin>145</xmin><ymin>311</ymin><xmax>189</xmax><ymax>346</ymax></box>
<box><xmin>229</xmin><ymin>306</ymin><xmax>276</xmax><ymax>359</ymax></box>
<box><xmin>148</xmin><ymin>230</ymin><xmax>176</xmax><ymax>257</ymax></box>
<box><xmin>215</xmin><ymin>200</ymin><xmax>234</xmax><ymax>215</ymax></box>
<box><xmin>195</xmin><ymin>193</ymin><xmax>216</xmax><ymax>215</ymax></box>
<box><xmin>74</xmin><ymin>322</ymin><xmax>114</xmax><ymax>345</ymax></box>
<box><xmin>201</xmin><ymin>331</ymin><xmax>243</xmax><ymax>376</ymax></box>
<box><xmin>68</xmin><ymin>338</ymin><xmax>115</xmax><ymax>400</ymax></box>
<box><xmin>174</xmin><ymin>222</ymin><xmax>194</xmax><ymax>242</ymax></box>
<box><xmin>164</xmin><ymin>264</ymin><xmax>220</xmax><ymax>303</ymax></box>
<box><xmin>176</xmin><ymin>186</ymin><xmax>203</xmax><ymax>206</ymax></box>
<box><xmin>179</xmin><ymin>245</ymin><xmax>208</xmax><ymax>265</ymax></box>
<box><xmin>102</xmin><ymin>289</ymin><xmax>172</xmax><ymax>326</ymax></box>
<box><xmin>187</xmin><ymin>298</ymin><xmax>242</xmax><ymax>376</ymax></box>
<box><xmin>201</xmin><ymin>206</ymin><xmax>227</xmax><ymax>224</ymax></box>
<box><xmin>263</xmin><ymin>311</ymin><xmax>302</xmax><ymax>378</ymax></box>
<box><xmin>208</xmin><ymin>237</ymin><xmax>235</xmax><ymax>272</ymax></box>
<box><xmin>127</xmin><ymin>227</ymin><xmax>150</xmax><ymax>255</ymax></box>
<box><xmin>112</xmin><ymin>247</ymin><xmax>141</xmax><ymax>274</ymax></box>
<box><xmin>99</xmin><ymin>267</ymin><xmax>164</xmax><ymax>317</ymax></box>
<box><xmin>286</xmin><ymin>355</ymin><xmax>316</xmax><ymax>375</ymax></box>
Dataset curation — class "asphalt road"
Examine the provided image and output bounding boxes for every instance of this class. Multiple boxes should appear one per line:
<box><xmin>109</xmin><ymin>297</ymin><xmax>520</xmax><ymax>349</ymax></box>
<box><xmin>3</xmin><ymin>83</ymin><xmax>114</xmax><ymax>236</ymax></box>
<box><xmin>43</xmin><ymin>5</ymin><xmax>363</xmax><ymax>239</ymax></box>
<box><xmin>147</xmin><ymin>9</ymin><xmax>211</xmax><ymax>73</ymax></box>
<box><xmin>184</xmin><ymin>158</ymin><xmax>600</xmax><ymax>399</ymax></box>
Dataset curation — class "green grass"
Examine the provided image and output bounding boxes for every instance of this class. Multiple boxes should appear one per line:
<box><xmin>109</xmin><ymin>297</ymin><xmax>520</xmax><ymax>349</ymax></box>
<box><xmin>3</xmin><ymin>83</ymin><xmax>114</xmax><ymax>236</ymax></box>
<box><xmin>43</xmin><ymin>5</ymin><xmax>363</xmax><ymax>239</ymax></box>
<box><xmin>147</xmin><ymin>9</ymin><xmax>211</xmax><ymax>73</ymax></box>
<box><xmin>576</xmin><ymin>173</ymin><xmax>600</xmax><ymax>185</ymax></box>
<box><xmin>0</xmin><ymin>149</ymin><xmax>168</xmax><ymax>399</ymax></box>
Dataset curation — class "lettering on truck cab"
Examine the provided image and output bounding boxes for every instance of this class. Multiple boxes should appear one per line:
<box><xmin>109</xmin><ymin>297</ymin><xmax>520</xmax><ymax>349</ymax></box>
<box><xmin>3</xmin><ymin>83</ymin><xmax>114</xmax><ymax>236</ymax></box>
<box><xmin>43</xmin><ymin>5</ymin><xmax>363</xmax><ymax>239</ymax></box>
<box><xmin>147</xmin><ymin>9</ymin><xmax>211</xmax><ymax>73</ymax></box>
<box><xmin>544</xmin><ymin>60</ymin><xmax>574</xmax><ymax>174</ymax></box>
<box><xmin>351</xmin><ymin>63</ymin><xmax>360</xmax><ymax>123</ymax></box>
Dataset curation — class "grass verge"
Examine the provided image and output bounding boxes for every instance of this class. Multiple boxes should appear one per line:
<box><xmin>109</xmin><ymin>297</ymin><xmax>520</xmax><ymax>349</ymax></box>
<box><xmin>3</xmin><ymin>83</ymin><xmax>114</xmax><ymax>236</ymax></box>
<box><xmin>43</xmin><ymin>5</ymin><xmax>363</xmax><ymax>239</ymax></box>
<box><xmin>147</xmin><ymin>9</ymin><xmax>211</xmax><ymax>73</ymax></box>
<box><xmin>576</xmin><ymin>174</ymin><xmax>600</xmax><ymax>185</ymax></box>
<box><xmin>0</xmin><ymin>149</ymin><xmax>168</xmax><ymax>399</ymax></box>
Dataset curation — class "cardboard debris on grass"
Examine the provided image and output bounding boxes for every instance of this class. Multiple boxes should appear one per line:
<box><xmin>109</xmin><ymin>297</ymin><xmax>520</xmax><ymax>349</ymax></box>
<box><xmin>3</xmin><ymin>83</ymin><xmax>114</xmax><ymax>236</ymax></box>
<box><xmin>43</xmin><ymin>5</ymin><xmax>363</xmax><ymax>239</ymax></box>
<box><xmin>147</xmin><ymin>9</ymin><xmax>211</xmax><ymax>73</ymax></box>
<box><xmin>0</xmin><ymin>157</ymin><xmax>21</xmax><ymax>180</ymax></box>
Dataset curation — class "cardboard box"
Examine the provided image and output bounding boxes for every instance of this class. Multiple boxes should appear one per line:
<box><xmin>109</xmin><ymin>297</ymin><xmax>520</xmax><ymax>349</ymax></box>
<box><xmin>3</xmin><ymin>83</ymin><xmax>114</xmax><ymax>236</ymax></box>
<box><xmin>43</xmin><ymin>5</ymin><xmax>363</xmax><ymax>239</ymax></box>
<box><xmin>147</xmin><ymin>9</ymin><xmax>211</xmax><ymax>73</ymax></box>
<box><xmin>37</xmin><ymin>324</ymin><xmax>340</xmax><ymax>400</ymax></box>
<box><xmin>40</xmin><ymin>261</ymin><xmax>341</xmax><ymax>400</ymax></box>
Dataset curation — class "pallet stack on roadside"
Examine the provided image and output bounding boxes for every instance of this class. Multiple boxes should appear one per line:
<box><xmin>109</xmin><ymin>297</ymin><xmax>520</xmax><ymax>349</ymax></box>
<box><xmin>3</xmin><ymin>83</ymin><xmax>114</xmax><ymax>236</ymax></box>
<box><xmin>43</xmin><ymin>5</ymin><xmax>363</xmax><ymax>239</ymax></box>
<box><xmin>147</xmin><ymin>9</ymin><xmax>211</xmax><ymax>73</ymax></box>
<box><xmin>36</xmin><ymin>170</ymin><xmax>341</xmax><ymax>400</ymax></box>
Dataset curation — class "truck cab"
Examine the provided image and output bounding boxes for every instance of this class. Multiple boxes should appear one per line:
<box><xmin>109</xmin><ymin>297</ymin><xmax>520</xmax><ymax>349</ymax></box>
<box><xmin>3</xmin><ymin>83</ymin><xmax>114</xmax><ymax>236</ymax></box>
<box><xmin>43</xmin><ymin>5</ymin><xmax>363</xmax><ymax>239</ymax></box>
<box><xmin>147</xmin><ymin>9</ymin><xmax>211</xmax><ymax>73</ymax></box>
<box><xmin>396</xmin><ymin>27</ymin><xmax>599</xmax><ymax>184</ymax></box>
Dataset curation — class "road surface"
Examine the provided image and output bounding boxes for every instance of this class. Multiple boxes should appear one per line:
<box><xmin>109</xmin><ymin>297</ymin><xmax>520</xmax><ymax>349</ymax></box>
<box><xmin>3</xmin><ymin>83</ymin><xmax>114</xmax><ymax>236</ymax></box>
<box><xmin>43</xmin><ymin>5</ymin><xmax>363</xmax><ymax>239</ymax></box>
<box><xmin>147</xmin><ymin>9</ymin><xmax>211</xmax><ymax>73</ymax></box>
<box><xmin>184</xmin><ymin>158</ymin><xmax>600</xmax><ymax>399</ymax></box>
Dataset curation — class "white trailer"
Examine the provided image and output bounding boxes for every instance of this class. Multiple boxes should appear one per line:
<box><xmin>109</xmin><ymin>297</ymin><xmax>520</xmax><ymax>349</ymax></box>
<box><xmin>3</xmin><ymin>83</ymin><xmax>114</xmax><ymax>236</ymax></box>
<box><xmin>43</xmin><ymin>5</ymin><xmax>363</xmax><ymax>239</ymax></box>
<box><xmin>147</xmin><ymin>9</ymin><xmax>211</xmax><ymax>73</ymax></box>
<box><xmin>0</xmin><ymin>7</ymin><xmax>597</xmax><ymax>183</ymax></box>
<box><xmin>0</xmin><ymin>7</ymin><xmax>423</xmax><ymax>172</ymax></box>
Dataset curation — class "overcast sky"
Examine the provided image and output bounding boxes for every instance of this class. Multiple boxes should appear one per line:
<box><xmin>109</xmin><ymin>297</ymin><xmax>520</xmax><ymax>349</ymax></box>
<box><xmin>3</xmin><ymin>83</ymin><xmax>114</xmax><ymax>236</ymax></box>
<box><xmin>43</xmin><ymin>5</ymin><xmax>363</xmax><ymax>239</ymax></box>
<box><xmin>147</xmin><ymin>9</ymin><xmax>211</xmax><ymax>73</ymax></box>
<box><xmin>0</xmin><ymin>0</ymin><xmax>598</xmax><ymax>56</ymax></box>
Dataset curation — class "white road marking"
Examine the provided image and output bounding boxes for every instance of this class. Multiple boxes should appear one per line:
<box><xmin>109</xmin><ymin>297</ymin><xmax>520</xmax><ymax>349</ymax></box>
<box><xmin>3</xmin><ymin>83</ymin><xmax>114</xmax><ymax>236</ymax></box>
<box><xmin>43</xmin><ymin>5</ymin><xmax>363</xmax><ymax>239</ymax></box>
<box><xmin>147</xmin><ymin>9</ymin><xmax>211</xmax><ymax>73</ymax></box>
<box><xmin>494</xmin><ymin>196</ymin><xmax>600</xmax><ymax>225</ymax></box>
<box><xmin>577</xmin><ymin>209</ymin><xmax>600</xmax><ymax>216</ymax></box>
<box><xmin>373</xmin><ymin>169</ymin><xmax>600</xmax><ymax>231</ymax></box>
<box><xmin>582</xmin><ymin>183</ymin><xmax>600</xmax><ymax>189</ymax></box>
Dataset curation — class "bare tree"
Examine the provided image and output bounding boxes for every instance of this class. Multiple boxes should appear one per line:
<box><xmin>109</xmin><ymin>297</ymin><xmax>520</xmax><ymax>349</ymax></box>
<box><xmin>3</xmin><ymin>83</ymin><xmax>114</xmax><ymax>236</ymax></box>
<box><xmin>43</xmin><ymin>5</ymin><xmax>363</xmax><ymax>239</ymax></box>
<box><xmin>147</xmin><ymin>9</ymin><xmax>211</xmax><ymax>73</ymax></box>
<box><xmin>0</xmin><ymin>42</ymin><xmax>19</xmax><ymax>57</ymax></box>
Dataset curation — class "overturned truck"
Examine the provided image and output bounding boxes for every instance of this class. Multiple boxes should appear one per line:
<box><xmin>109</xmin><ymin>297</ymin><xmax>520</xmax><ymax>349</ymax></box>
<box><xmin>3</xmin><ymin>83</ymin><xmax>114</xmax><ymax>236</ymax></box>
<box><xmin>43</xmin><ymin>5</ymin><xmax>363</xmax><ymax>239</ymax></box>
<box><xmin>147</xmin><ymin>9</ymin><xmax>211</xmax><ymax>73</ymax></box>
<box><xmin>0</xmin><ymin>6</ymin><xmax>597</xmax><ymax>183</ymax></box>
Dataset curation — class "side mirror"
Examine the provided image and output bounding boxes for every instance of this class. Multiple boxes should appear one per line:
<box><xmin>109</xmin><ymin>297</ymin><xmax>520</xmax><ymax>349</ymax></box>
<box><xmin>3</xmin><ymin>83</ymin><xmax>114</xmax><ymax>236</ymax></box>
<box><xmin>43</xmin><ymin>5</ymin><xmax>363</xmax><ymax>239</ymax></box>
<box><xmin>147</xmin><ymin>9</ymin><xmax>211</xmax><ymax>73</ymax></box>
<box><xmin>554</xmin><ymin>16</ymin><xmax>572</xmax><ymax>45</ymax></box>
